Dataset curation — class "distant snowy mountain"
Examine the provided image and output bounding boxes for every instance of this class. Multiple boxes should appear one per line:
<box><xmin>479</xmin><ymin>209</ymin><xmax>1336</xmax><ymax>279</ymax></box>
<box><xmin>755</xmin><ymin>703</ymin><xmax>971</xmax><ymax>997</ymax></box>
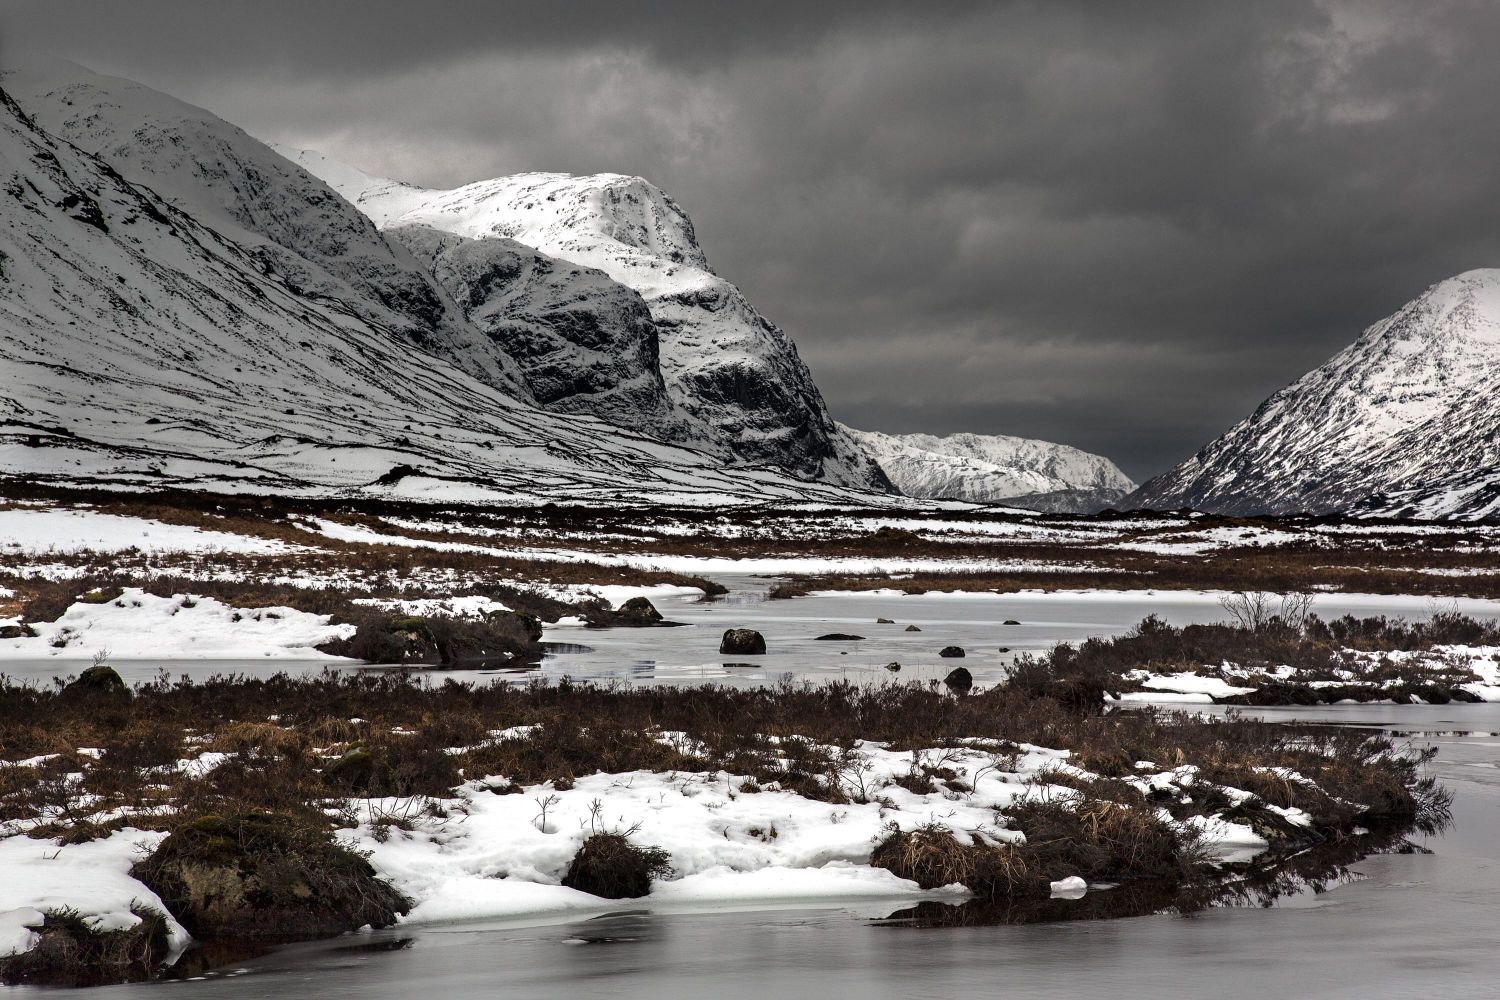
<box><xmin>1127</xmin><ymin>269</ymin><xmax>1500</xmax><ymax>519</ymax></box>
<box><xmin>282</xmin><ymin>148</ymin><xmax>891</xmax><ymax>491</ymax></box>
<box><xmin>841</xmin><ymin>426</ymin><xmax>1134</xmax><ymax>511</ymax></box>
<box><xmin>0</xmin><ymin>82</ymin><xmax>861</xmax><ymax>506</ymax></box>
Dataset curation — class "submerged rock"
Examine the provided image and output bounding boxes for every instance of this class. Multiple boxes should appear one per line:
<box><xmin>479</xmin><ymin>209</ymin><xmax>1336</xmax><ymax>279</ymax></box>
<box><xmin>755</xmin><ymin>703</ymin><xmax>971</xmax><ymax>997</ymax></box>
<box><xmin>815</xmin><ymin>633</ymin><xmax>865</xmax><ymax>641</ymax></box>
<box><xmin>720</xmin><ymin>628</ymin><xmax>766</xmax><ymax>655</ymax></box>
<box><xmin>939</xmin><ymin>646</ymin><xmax>966</xmax><ymax>658</ymax></box>
<box><xmin>884</xmin><ymin>661</ymin><xmax>902</xmax><ymax>672</ymax></box>
<box><xmin>876</xmin><ymin>618</ymin><xmax>896</xmax><ymax>624</ymax></box>
<box><xmin>905</xmin><ymin>625</ymin><xmax>922</xmax><ymax>632</ymax></box>
<box><xmin>1003</xmin><ymin>619</ymin><xmax>1022</xmax><ymax>626</ymax></box>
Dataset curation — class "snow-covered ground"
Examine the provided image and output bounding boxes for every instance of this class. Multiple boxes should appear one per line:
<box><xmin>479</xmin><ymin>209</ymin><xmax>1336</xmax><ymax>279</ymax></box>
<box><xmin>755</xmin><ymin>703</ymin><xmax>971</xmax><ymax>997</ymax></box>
<box><xmin>0</xmin><ymin>734</ymin><xmax>1279</xmax><ymax>962</ymax></box>
<box><xmin>0</xmin><ymin>508</ymin><xmax>303</xmax><ymax>557</ymax></box>
<box><xmin>1117</xmin><ymin>645</ymin><xmax>1500</xmax><ymax>704</ymax></box>
<box><xmin>0</xmin><ymin>828</ymin><xmax>189</xmax><ymax>962</ymax></box>
<box><xmin>0</xmin><ymin>588</ymin><xmax>354</xmax><ymax>660</ymax></box>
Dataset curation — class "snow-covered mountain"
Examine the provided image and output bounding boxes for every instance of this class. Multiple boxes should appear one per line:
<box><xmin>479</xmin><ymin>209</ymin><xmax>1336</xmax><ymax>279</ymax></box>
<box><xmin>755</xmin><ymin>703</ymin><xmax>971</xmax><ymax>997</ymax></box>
<box><xmin>1127</xmin><ymin>269</ymin><xmax>1500</xmax><ymax>518</ymax></box>
<box><xmin>0</xmin><ymin>82</ymin><xmax>859</xmax><ymax>506</ymax></box>
<box><xmin>842</xmin><ymin>425</ymin><xmax>1134</xmax><ymax>510</ymax></box>
<box><xmin>2</xmin><ymin>58</ymin><xmax>533</xmax><ymax>402</ymax></box>
<box><xmin>282</xmin><ymin>148</ymin><xmax>892</xmax><ymax>491</ymax></box>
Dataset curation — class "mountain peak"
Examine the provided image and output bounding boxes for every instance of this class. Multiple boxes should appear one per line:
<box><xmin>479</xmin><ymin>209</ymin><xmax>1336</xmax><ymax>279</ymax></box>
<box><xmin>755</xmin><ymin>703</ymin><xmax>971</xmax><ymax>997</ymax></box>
<box><xmin>1127</xmin><ymin>268</ymin><xmax>1500</xmax><ymax>518</ymax></box>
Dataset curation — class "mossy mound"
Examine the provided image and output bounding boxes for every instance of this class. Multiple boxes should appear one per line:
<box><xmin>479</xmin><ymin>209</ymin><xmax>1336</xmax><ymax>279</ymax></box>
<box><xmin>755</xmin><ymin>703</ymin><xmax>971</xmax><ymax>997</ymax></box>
<box><xmin>131</xmin><ymin>813</ymin><xmax>408</xmax><ymax>940</ymax></box>
<box><xmin>64</xmin><ymin>664</ymin><xmax>128</xmax><ymax>694</ymax></box>
<box><xmin>560</xmin><ymin>833</ymin><xmax>674</xmax><ymax>899</ymax></box>
<box><xmin>0</xmin><ymin>905</ymin><xmax>170</xmax><ymax>987</ymax></box>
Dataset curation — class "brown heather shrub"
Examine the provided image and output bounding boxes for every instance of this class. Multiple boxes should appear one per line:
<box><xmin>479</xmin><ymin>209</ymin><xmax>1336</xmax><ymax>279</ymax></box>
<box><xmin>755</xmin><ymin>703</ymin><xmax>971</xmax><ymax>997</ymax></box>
<box><xmin>0</xmin><ymin>905</ymin><xmax>171</xmax><ymax>987</ymax></box>
<box><xmin>871</xmin><ymin>824</ymin><xmax>1044</xmax><ymax>897</ymax></box>
<box><xmin>561</xmin><ymin>833</ymin><xmax>674</xmax><ymax>899</ymax></box>
<box><xmin>1006</xmin><ymin>797</ymin><xmax>1196</xmax><ymax>884</ymax></box>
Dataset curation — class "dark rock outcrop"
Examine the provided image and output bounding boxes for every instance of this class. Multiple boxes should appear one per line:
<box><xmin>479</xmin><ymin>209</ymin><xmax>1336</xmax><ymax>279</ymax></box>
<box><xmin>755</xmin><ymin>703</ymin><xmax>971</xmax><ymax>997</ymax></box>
<box><xmin>720</xmin><ymin>629</ymin><xmax>766</xmax><ymax>655</ymax></box>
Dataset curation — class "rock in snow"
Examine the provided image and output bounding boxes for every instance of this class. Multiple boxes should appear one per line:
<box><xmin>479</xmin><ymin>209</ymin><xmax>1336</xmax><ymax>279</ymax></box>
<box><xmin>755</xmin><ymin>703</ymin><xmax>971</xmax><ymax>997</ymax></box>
<box><xmin>282</xmin><ymin>147</ymin><xmax>892</xmax><ymax>490</ymax></box>
<box><xmin>841</xmin><ymin>425</ymin><xmax>1133</xmax><ymax>511</ymax></box>
<box><xmin>1127</xmin><ymin>269</ymin><xmax>1500</xmax><ymax>519</ymax></box>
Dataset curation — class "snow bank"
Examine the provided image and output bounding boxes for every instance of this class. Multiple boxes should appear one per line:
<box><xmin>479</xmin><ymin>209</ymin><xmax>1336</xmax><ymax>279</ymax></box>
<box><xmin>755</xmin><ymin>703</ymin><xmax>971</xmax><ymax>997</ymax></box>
<box><xmin>0</xmin><ymin>508</ymin><xmax>303</xmax><ymax>556</ymax></box>
<box><xmin>0</xmin><ymin>829</ymin><xmax>189</xmax><ymax>959</ymax></box>
<box><xmin>0</xmin><ymin>588</ymin><xmax>355</xmax><ymax>660</ymax></box>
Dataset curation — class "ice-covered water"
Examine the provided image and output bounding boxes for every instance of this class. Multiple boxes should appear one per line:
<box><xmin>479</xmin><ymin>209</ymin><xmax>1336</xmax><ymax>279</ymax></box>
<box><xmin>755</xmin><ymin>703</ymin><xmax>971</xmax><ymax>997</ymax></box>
<box><xmin>6</xmin><ymin>578</ymin><xmax>1498</xmax><ymax>689</ymax></box>
<box><xmin>529</xmin><ymin>579</ymin><xmax>1500</xmax><ymax>688</ymax></box>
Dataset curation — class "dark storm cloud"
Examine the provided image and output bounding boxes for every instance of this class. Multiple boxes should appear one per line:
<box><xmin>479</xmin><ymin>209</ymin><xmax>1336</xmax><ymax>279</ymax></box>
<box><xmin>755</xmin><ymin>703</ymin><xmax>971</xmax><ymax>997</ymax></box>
<box><xmin>8</xmin><ymin>0</ymin><xmax>1500</xmax><ymax>479</ymax></box>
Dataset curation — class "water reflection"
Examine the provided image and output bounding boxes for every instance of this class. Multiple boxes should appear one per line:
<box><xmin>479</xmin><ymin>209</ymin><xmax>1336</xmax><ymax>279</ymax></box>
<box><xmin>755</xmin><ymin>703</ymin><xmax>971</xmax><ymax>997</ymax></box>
<box><xmin>874</xmin><ymin>825</ymin><xmax>1430</xmax><ymax>930</ymax></box>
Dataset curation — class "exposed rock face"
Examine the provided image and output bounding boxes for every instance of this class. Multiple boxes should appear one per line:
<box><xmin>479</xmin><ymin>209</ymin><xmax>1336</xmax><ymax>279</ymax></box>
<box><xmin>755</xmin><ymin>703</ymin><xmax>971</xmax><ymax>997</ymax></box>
<box><xmin>389</xmin><ymin>225</ymin><xmax>676</xmax><ymax>434</ymax></box>
<box><xmin>1127</xmin><ymin>270</ymin><xmax>1500</xmax><ymax>519</ymax></box>
<box><xmin>841</xmin><ymin>425</ymin><xmax>1133</xmax><ymax>510</ymax></box>
<box><xmin>284</xmin><ymin>149</ymin><xmax>892</xmax><ymax>491</ymax></box>
<box><xmin>2</xmin><ymin>58</ymin><xmax>531</xmax><ymax>400</ymax></box>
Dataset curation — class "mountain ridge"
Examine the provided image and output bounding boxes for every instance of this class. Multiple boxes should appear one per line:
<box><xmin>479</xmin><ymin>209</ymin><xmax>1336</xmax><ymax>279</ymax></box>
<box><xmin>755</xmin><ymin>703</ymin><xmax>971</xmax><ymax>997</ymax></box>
<box><xmin>0</xmin><ymin>80</ymin><xmax>868</xmax><ymax>508</ymax></box>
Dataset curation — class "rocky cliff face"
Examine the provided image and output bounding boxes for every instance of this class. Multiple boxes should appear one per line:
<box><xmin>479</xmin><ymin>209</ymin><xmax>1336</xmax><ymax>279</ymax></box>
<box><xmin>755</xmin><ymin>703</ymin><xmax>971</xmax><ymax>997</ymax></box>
<box><xmin>389</xmin><ymin>224</ymin><xmax>677</xmax><ymax>435</ymax></box>
<box><xmin>1127</xmin><ymin>269</ymin><xmax>1500</xmax><ymax>518</ymax></box>
<box><xmin>842</xmin><ymin>425</ymin><xmax>1133</xmax><ymax>510</ymax></box>
<box><xmin>284</xmin><ymin>151</ymin><xmax>892</xmax><ymax>490</ymax></box>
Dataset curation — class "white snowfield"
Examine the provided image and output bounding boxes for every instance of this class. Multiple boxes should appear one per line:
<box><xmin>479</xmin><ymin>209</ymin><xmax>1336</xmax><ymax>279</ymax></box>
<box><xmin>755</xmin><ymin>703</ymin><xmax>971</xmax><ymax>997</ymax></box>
<box><xmin>0</xmin><ymin>735</ymin><xmax>1283</xmax><ymax>958</ymax></box>
<box><xmin>0</xmin><ymin>588</ymin><xmax>354</xmax><ymax>660</ymax></box>
<box><xmin>301</xmin><ymin>515</ymin><xmax>1082</xmax><ymax>577</ymax></box>
<box><xmin>1130</xmin><ymin>269</ymin><xmax>1500</xmax><ymax>519</ymax></box>
<box><xmin>0</xmin><ymin>829</ymin><xmax>190</xmax><ymax>963</ymax></box>
<box><xmin>0</xmin><ymin>508</ymin><xmax>301</xmax><ymax>557</ymax></box>
<box><xmin>842</xmin><ymin>425</ymin><xmax>1134</xmax><ymax>508</ymax></box>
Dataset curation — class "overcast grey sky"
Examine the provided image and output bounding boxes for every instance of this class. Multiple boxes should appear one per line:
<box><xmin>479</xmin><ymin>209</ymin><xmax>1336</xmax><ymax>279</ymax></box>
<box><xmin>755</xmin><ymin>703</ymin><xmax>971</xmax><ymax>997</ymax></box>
<box><xmin>7</xmin><ymin>0</ymin><xmax>1500</xmax><ymax>479</ymax></box>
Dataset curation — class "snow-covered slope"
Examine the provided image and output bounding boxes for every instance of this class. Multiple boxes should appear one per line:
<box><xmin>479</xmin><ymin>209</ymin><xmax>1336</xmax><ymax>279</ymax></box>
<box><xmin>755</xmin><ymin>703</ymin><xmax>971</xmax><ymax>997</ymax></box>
<box><xmin>282</xmin><ymin>148</ymin><xmax>892</xmax><ymax>491</ymax></box>
<box><xmin>1128</xmin><ymin>269</ymin><xmax>1500</xmax><ymax>518</ymax></box>
<box><xmin>2</xmin><ymin>57</ymin><xmax>532</xmax><ymax>401</ymax></box>
<box><xmin>842</xmin><ymin>425</ymin><xmax>1134</xmax><ymax>511</ymax></box>
<box><xmin>0</xmin><ymin>84</ymin><xmax>858</xmax><ymax>506</ymax></box>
